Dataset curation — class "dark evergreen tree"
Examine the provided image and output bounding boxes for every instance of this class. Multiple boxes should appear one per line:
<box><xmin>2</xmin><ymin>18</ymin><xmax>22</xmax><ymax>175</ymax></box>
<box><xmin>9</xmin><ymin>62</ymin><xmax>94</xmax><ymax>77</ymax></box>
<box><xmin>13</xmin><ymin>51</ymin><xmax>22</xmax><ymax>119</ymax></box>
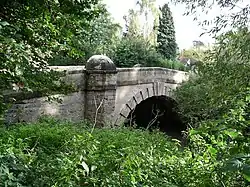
<box><xmin>157</xmin><ymin>4</ymin><xmax>177</xmax><ymax>59</ymax></box>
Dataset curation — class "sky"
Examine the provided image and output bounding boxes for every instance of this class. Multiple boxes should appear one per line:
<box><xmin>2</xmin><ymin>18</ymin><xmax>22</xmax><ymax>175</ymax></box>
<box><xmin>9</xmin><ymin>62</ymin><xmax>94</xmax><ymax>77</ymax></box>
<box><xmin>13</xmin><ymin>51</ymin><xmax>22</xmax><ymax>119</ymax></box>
<box><xmin>103</xmin><ymin>0</ymin><xmax>248</xmax><ymax>49</ymax></box>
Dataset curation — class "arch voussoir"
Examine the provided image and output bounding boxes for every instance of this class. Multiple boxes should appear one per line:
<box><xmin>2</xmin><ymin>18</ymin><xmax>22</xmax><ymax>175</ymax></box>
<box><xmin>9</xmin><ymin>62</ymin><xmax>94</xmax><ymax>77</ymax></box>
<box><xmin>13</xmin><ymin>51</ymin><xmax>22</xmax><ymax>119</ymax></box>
<box><xmin>158</xmin><ymin>82</ymin><xmax>165</xmax><ymax>96</ymax></box>
<box><xmin>114</xmin><ymin>83</ymin><xmax>176</xmax><ymax>126</ymax></box>
<box><xmin>134</xmin><ymin>91</ymin><xmax>143</xmax><ymax>104</ymax></box>
<box><xmin>114</xmin><ymin>87</ymin><xmax>153</xmax><ymax>126</ymax></box>
<box><xmin>119</xmin><ymin>104</ymin><xmax>131</xmax><ymax>119</ymax></box>
<box><xmin>126</xmin><ymin>97</ymin><xmax>137</xmax><ymax>111</ymax></box>
<box><xmin>147</xmin><ymin>87</ymin><xmax>154</xmax><ymax>98</ymax></box>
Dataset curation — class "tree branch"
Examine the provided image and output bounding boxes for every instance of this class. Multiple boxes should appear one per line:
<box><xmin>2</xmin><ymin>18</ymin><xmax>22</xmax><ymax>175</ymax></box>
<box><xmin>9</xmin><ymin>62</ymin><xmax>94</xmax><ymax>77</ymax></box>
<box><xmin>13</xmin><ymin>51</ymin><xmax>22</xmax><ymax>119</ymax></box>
<box><xmin>91</xmin><ymin>96</ymin><xmax>104</xmax><ymax>134</ymax></box>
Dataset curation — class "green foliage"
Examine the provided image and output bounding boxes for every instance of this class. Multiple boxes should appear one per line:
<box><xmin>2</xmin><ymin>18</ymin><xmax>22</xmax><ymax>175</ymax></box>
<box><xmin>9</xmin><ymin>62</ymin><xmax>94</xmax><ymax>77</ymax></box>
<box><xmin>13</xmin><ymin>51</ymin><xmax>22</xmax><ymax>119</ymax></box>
<box><xmin>157</xmin><ymin>3</ymin><xmax>177</xmax><ymax>59</ymax></box>
<box><xmin>179</xmin><ymin>47</ymin><xmax>208</xmax><ymax>63</ymax></box>
<box><xmin>49</xmin><ymin>4</ymin><xmax>122</xmax><ymax>65</ymax></box>
<box><xmin>0</xmin><ymin>121</ymin><xmax>177</xmax><ymax>186</ymax></box>
<box><xmin>0</xmin><ymin>118</ymin><xmax>249</xmax><ymax>186</ymax></box>
<box><xmin>124</xmin><ymin>9</ymin><xmax>142</xmax><ymax>38</ymax></box>
<box><xmin>173</xmin><ymin>1</ymin><xmax>250</xmax><ymax>124</ymax></box>
<box><xmin>175</xmin><ymin>29</ymin><xmax>250</xmax><ymax>123</ymax></box>
<box><xmin>173</xmin><ymin>0</ymin><xmax>250</xmax><ymax>35</ymax></box>
<box><xmin>124</xmin><ymin>0</ymin><xmax>160</xmax><ymax>45</ymax></box>
<box><xmin>82</xmin><ymin>8</ymin><xmax>121</xmax><ymax>60</ymax></box>
<box><xmin>110</xmin><ymin>36</ymin><xmax>187</xmax><ymax>71</ymax></box>
<box><xmin>1</xmin><ymin>0</ymin><xmax>102</xmax><ymax>63</ymax></box>
<box><xmin>0</xmin><ymin>0</ymin><xmax>104</xmax><ymax>121</ymax></box>
<box><xmin>2</xmin><ymin>1</ymin><xmax>249</xmax><ymax>185</ymax></box>
<box><xmin>187</xmin><ymin>95</ymin><xmax>250</xmax><ymax>185</ymax></box>
<box><xmin>159</xmin><ymin>58</ymin><xmax>188</xmax><ymax>71</ymax></box>
<box><xmin>0</xmin><ymin>20</ymin><xmax>68</xmax><ymax>121</ymax></box>
<box><xmin>110</xmin><ymin>36</ymin><xmax>163</xmax><ymax>67</ymax></box>
<box><xmin>173</xmin><ymin>27</ymin><xmax>250</xmax><ymax>186</ymax></box>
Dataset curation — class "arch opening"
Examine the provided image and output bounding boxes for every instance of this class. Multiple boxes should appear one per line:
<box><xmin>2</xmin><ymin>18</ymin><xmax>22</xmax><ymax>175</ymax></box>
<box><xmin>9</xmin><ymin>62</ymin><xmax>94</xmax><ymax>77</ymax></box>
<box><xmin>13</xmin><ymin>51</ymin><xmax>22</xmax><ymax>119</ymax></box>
<box><xmin>125</xmin><ymin>96</ymin><xmax>186</xmax><ymax>139</ymax></box>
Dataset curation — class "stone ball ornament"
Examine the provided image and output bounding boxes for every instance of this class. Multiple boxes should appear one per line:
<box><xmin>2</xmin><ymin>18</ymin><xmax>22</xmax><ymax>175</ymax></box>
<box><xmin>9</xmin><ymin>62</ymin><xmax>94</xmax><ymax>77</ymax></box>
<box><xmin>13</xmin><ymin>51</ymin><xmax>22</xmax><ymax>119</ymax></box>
<box><xmin>86</xmin><ymin>55</ymin><xmax>116</xmax><ymax>71</ymax></box>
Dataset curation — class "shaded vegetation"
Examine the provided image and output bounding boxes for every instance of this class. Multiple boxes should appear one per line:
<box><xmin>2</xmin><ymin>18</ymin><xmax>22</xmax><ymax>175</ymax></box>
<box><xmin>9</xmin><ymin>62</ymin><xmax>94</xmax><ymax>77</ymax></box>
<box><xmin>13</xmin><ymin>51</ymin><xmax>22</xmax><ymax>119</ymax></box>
<box><xmin>173</xmin><ymin>21</ymin><xmax>250</xmax><ymax>187</ymax></box>
<box><xmin>0</xmin><ymin>0</ymin><xmax>105</xmax><ymax>121</ymax></box>
<box><xmin>0</xmin><ymin>118</ymin><xmax>249</xmax><ymax>187</ymax></box>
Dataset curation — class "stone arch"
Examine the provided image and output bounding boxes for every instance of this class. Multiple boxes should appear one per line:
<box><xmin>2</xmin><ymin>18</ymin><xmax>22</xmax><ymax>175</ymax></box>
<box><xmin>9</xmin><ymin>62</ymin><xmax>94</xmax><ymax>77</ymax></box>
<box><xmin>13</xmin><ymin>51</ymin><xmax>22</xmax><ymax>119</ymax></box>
<box><xmin>114</xmin><ymin>83</ymin><xmax>185</xmax><ymax>138</ymax></box>
<box><xmin>114</xmin><ymin>82</ymin><xmax>176</xmax><ymax>126</ymax></box>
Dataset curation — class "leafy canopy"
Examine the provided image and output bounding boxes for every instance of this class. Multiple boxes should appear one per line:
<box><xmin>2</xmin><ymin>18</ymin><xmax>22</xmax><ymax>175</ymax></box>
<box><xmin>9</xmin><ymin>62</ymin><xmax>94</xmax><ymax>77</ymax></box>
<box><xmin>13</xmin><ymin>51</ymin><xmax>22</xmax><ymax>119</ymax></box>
<box><xmin>0</xmin><ymin>0</ymin><xmax>104</xmax><ymax>120</ymax></box>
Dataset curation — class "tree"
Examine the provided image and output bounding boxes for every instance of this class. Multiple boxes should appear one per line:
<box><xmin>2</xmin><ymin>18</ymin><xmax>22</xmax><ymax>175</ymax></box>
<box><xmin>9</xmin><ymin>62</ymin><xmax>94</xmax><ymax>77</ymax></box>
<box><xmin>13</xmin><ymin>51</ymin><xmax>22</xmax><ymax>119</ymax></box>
<box><xmin>123</xmin><ymin>9</ymin><xmax>141</xmax><ymax>37</ymax></box>
<box><xmin>123</xmin><ymin>0</ymin><xmax>160</xmax><ymax>45</ymax></box>
<box><xmin>173</xmin><ymin>0</ymin><xmax>250</xmax><ymax>123</ymax></box>
<box><xmin>179</xmin><ymin>46</ymin><xmax>208</xmax><ymax>64</ymax></box>
<box><xmin>173</xmin><ymin>0</ymin><xmax>250</xmax><ymax>35</ymax></box>
<box><xmin>0</xmin><ymin>0</ymin><xmax>103</xmax><ymax>120</ymax></box>
<box><xmin>173</xmin><ymin>0</ymin><xmax>250</xmax><ymax>67</ymax></box>
<box><xmin>175</xmin><ymin>28</ymin><xmax>250</xmax><ymax>126</ymax></box>
<box><xmin>157</xmin><ymin>3</ymin><xmax>177</xmax><ymax>59</ymax></box>
<box><xmin>136</xmin><ymin>0</ymin><xmax>160</xmax><ymax>45</ymax></box>
<box><xmin>49</xmin><ymin>3</ymin><xmax>122</xmax><ymax>65</ymax></box>
<box><xmin>87</xmin><ymin>8</ymin><xmax>121</xmax><ymax>57</ymax></box>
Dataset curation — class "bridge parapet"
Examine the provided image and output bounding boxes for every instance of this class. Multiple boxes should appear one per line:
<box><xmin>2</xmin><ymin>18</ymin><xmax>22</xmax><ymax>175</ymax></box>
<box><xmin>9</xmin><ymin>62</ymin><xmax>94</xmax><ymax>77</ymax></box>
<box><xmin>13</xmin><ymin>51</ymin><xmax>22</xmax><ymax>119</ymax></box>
<box><xmin>4</xmin><ymin>55</ymin><xmax>189</xmax><ymax>125</ymax></box>
<box><xmin>116</xmin><ymin>67</ymin><xmax>188</xmax><ymax>86</ymax></box>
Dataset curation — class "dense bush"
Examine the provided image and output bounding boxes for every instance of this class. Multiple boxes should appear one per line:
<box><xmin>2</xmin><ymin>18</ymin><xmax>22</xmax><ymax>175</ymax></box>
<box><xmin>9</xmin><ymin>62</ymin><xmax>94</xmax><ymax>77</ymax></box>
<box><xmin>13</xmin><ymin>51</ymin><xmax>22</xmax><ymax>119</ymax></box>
<box><xmin>179</xmin><ymin>47</ymin><xmax>208</xmax><ymax>63</ymax></box>
<box><xmin>173</xmin><ymin>29</ymin><xmax>250</xmax><ymax>186</ymax></box>
<box><xmin>110</xmin><ymin>36</ymin><xmax>187</xmax><ymax>71</ymax></box>
<box><xmin>175</xmin><ymin>29</ymin><xmax>250</xmax><ymax>124</ymax></box>
<box><xmin>110</xmin><ymin>36</ymin><xmax>162</xmax><ymax>67</ymax></box>
<box><xmin>48</xmin><ymin>4</ymin><xmax>121</xmax><ymax>66</ymax></box>
<box><xmin>159</xmin><ymin>58</ymin><xmax>188</xmax><ymax>71</ymax></box>
<box><xmin>0</xmin><ymin>118</ymin><xmax>249</xmax><ymax>186</ymax></box>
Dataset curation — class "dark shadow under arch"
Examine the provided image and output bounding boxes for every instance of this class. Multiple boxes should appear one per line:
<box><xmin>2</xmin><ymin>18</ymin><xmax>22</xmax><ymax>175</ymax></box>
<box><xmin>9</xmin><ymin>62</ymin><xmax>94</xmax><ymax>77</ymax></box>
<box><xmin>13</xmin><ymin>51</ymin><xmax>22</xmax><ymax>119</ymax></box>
<box><xmin>125</xmin><ymin>95</ymin><xmax>186</xmax><ymax>139</ymax></box>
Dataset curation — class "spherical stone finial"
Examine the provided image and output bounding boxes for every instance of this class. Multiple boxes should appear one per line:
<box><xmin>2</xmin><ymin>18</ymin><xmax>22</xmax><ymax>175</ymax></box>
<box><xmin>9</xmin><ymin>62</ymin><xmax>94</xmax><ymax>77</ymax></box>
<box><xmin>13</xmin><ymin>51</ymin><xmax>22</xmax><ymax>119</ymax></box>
<box><xmin>86</xmin><ymin>55</ymin><xmax>116</xmax><ymax>71</ymax></box>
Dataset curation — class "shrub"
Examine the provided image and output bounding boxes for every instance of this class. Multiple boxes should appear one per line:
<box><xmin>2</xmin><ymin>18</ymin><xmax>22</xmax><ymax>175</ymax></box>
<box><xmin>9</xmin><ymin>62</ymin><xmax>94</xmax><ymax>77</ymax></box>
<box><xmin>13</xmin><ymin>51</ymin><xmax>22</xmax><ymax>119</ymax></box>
<box><xmin>0</xmin><ymin>118</ymin><xmax>249</xmax><ymax>186</ymax></box>
<box><xmin>175</xmin><ymin>29</ymin><xmax>250</xmax><ymax>124</ymax></box>
<box><xmin>110</xmin><ymin>36</ymin><xmax>163</xmax><ymax>68</ymax></box>
<box><xmin>172</xmin><ymin>29</ymin><xmax>250</xmax><ymax>187</ymax></box>
<box><xmin>110</xmin><ymin>36</ymin><xmax>189</xmax><ymax>71</ymax></box>
<box><xmin>159</xmin><ymin>58</ymin><xmax>188</xmax><ymax>71</ymax></box>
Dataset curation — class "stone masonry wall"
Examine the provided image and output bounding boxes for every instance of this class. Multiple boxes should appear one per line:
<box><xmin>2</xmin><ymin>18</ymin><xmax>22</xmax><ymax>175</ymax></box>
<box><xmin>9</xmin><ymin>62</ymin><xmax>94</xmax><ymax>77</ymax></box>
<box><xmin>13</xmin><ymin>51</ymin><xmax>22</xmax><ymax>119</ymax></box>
<box><xmin>5</xmin><ymin>66</ymin><xmax>87</xmax><ymax>124</ymax></box>
<box><xmin>4</xmin><ymin>56</ymin><xmax>189</xmax><ymax>125</ymax></box>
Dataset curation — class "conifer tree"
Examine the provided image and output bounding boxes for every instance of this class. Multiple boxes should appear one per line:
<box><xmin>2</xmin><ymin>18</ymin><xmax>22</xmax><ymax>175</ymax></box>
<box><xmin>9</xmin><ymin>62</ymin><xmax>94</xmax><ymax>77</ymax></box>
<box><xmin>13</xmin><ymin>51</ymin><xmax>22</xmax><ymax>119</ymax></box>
<box><xmin>157</xmin><ymin>3</ymin><xmax>177</xmax><ymax>59</ymax></box>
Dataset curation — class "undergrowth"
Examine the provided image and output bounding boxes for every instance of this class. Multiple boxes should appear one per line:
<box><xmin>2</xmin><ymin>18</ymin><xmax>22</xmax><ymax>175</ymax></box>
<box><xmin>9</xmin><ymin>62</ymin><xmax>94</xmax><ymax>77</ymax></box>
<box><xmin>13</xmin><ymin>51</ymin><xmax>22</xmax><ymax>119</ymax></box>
<box><xmin>0</xmin><ymin>117</ymin><xmax>249</xmax><ymax>187</ymax></box>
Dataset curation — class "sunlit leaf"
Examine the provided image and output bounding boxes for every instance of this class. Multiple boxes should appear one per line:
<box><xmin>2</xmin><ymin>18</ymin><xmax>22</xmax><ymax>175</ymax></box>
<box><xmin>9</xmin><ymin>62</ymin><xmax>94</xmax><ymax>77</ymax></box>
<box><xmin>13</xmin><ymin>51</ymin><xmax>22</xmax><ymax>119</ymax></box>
<box><xmin>81</xmin><ymin>161</ymin><xmax>89</xmax><ymax>175</ymax></box>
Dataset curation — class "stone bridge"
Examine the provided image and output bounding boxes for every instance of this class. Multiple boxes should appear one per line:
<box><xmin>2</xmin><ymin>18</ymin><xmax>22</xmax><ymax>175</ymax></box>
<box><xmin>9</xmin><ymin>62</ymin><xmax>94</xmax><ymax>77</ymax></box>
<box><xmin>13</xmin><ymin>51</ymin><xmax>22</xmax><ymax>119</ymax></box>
<box><xmin>6</xmin><ymin>55</ymin><xmax>189</xmax><ymax>131</ymax></box>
